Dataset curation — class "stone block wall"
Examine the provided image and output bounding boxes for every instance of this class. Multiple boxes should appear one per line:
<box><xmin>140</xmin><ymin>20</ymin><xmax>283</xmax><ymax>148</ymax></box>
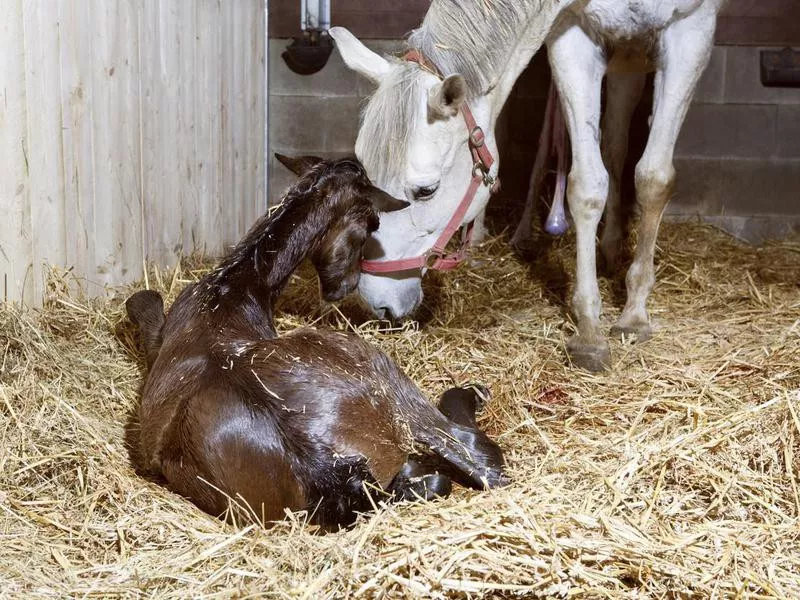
<box><xmin>671</xmin><ymin>46</ymin><xmax>800</xmax><ymax>241</ymax></box>
<box><xmin>268</xmin><ymin>39</ymin><xmax>402</xmax><ymax>198</ymax></box>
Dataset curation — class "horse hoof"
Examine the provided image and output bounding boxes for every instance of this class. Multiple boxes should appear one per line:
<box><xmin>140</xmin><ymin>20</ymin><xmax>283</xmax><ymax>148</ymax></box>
<box><xmin>482</xmin><ymin>467</ymin><xmax>511</xmax><ymax>489</ymax></box>
<box><xmin>395</xmin><ymin>473</ymin><xmax>452</xmax><ymax>502</ymax></box>
<box><xmin>611</xmin><ymin>319</ymin><xmax>652</xmax><ymax>342</ymax></box>
<box><xmin>463</xmin><ymin>383</ymin><xmax>491</xmax><ymax>411</ymax></box>
<box><xmin>566</xmin><ymin>335</ymin><xmax>611</xmax><ymax>372</ymax></box>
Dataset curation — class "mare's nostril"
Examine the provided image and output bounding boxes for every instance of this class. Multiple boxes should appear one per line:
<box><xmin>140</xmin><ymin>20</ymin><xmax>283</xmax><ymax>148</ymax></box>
<box><xmin>376</xmin><ymin>306</ymin><xmax>394</xmax><ymax>322</ymax></box>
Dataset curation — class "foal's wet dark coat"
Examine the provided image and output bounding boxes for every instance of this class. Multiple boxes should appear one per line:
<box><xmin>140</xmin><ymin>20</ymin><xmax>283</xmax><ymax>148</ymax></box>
<box><xmin>127</xmin><ymin>156</ymin><xmax>507</xmax><ymax>529</ymax></box>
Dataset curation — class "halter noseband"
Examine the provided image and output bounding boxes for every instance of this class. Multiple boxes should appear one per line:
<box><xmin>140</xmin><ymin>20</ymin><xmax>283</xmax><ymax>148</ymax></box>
<box><xmin>359</xmin><ymin>50</ymin><xmax>499</xmax><ymax>275</ymax></box>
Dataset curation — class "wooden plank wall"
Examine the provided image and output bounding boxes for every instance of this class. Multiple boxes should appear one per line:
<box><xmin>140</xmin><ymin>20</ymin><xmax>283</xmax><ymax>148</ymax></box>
<box><xmin>0</xmin><ymin>0</ymin><xmax>266</xmax><ymax>305</ymax></box>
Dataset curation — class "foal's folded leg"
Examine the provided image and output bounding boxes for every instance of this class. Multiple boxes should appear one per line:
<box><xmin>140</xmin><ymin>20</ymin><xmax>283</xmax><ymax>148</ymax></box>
<box><xmin>387</xmin><ymin>385</ymin><xmax>489</xmax><ymax>502</ymax></box>
<box><xmin>388</xmin><ymin>457</ymin><xmax>453</xmax><ymax>502</ymax></box>
<box><xmin>390</xmin><ymin>384</ymin><xmax>508</xmax><ymax>499</ymax></box>
<box><xmin>437</xmin><ymin>384</ymin><xmax>491</xmax><ymax>428</ymax></box>
<box><xmin>438</xmin><ymin>386</ymin><xmax>506</xmax><ymax>484</ymax></box>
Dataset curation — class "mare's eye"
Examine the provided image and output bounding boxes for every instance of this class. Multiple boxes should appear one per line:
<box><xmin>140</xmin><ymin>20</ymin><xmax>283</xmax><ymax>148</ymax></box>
<box><xmin>412</xmin><ymin>183</ymin><xmax>439</xmax><ymax>201</ymax></box>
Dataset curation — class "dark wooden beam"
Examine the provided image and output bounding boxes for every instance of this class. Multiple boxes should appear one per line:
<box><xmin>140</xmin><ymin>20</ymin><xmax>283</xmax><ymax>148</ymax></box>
<box><xmin>269</xmin><ymin>0</ymin><xmax>800</xmax><ymax>46</ymax></box>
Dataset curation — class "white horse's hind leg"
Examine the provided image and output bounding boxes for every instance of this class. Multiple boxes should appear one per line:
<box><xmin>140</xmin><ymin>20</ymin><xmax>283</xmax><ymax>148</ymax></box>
<box><xmin>600</xmin><ymin>71</ymin><xmax>646</xmax><ymax>272</ymax></box>
<box><xmin>613</xmin><ymin>12</ymin><xmax>716</xmax><ymax>339</ymax></box>
<box><xmin>548</xmin><ymin>21</ymin><xmax>610</xmax><ymax>371</ymax></box>
<box><xmin>511</xmin><ymin>84</ymin><xmax>557</xmax><ymax>250</ymax></box>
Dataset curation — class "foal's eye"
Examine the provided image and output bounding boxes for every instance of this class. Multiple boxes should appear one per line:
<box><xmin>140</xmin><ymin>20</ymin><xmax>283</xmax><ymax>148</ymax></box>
<box><xmin>412</xmin><ymin>183</ymin><xmax>439</xmax><ymax>201</ymax></box>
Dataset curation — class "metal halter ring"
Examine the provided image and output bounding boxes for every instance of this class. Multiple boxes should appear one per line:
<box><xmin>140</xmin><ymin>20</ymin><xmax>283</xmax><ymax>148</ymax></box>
<box><xmin>424</xmin><ymin>250</ymin><xmax>442</xmax><ymax>270</ymax></box>
<box><xmin>472</xmin><ymin>162</ymin><xmax>495</xmax><ymax>187</ymax></box>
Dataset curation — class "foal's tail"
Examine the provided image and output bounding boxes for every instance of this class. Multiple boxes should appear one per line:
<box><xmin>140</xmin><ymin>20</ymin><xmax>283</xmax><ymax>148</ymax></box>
<box><xmin>125</xmin><ymin>290</ymin><xmax>165</xmax><ymax>369</ymax></box>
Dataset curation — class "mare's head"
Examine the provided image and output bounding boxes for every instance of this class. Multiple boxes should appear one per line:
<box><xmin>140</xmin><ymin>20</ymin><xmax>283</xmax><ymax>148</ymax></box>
<box><xmin>329</xmin><ymin>25</ymin><xmax>501</xmax><ymax>321</ymax></box>
<box><xmin>276</xmin><ymin>154</ymin><xmax>409</xmax><ymax>301</ymax></box>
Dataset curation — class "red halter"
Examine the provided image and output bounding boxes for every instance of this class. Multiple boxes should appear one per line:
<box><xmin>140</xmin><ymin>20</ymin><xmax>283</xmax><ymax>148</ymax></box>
<box><xmin>360</xmin><ymin>50</ymin><xmax>498</xmax><ymax>275</ymax></box>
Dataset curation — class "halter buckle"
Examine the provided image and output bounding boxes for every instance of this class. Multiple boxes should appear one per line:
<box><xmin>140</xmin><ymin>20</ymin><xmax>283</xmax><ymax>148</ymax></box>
<box><xmin>469</xmin><ymin>126</ymin><xmax>485</xmax><ymax>148</ymax></box>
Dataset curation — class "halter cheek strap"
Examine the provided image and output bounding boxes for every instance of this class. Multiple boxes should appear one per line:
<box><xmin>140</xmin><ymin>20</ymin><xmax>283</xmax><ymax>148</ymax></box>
<box><xmin>359</xmin><ymin>50</ymin><xmax>499</xmax><ymax>275</ymax></box>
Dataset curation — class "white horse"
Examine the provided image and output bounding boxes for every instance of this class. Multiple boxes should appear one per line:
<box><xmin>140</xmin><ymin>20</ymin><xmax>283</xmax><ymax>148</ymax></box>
<box><xmin>331</xmin><ymin>0</ymin><xmax>725</xmax><ymax>371</ymax></box>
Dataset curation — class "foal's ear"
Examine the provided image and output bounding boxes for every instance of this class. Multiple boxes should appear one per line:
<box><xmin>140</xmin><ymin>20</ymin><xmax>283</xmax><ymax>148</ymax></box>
<box><xmin>329</xmin><ymin>27</ymin><xmax>390</xmax><ymax>84</ymax></box>
<box><xmin>275</xmin><ymin>153</ymin><xmax>324</xmax><ymax>176</ymax></box>
<box><xmin>428</xmin><ymin>74</ymin><xmax>467</xmax><ymax>121</ymax></box>
<box><xmin>368</xmin><ymin>187</ymin><xmax>409</xmax><ymax>213</ymax></box>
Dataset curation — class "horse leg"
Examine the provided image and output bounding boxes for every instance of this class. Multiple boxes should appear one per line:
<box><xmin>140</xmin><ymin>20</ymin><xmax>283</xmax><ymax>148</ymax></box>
<box><xmin>434</xmin><ymin>385</ymin><xmax>505</xmax><ymax>488</ymax></box>
<box><xmin>472</xmin><ymin>208</ymin><xmax>488</xmax><ymax>243</ymax></box>
<box><xmin>599</xmin><ymin>71</ymin><xmax>646</xmax><ymax>274</ymax></box>
<box><xmin>612</xmin><ymin>10</ymin><xmax>716</xmax><ymax>340</ymax></box>
<box><xmin>547</xmin><ymin>20</ymin><xmax>610</xmax><ymax>371</ymax></box>
<box><xmin>154</xmin><ymin>390</ymin><xmax>306</xmax><ymax>527</ymax></box>
<box><xmin>387</xmin><ymin>389</ymin><xmax>471</xmax><ymax>501</ymax></box>
<box><xmin>390</xmin><ymin>384</ymin><xmax>502</xmax><ymax>498</ymax></box>
<box><xmin>511</xmin><ymin>84</ymin><xmax>557</xmax><ymax>250</ymax></box>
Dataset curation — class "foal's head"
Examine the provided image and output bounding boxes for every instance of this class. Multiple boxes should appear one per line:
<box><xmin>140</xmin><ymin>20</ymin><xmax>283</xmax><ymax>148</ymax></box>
<box><xmin>276</xmin><ymin>154</ymin><xmax>409</xmax><ymax>301</ymax></box>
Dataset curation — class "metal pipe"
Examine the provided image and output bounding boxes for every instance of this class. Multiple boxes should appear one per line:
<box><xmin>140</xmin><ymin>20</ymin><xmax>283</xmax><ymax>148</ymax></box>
<box><xmin>320</xmin><ymin>0</ymin><xmax>330</xmax><ymax>31</ymax></box>
<box><xmin>305</xmin><ymin>0</ymin><xmax>319</xmax><ymax>30</ymax></box>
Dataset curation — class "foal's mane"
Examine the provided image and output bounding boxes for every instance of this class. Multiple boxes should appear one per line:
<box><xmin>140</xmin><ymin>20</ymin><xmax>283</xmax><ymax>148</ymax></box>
<box><xmin>357</xmin><ymin>0</ymin><xmax>543</xmax><ymax>184</ymax></box>
<box><xmin>206</xmin><ymin>158</ymin><xmax>366</xmax><ymax>290</ymax></box>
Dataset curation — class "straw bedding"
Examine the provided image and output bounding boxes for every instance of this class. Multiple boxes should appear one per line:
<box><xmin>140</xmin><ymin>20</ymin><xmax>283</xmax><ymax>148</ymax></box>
<box><xmin>2</xmin><ymin>222</ymin><xmax>799</xmax><ymax>598</ymax></box>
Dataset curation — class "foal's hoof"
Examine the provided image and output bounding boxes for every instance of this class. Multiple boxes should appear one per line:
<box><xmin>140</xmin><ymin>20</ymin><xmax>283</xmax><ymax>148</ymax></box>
<box><xmin>463</xmin><ymin>383</ymin><xmax>491</xmax><ymax>411</ymax></box>
<box><xmin>566</xmin><ymin>335</ymin><xmax>611</xmax><ymax>372</ymax></box>
<box><xmin>482</xmin><ymin>466</ymin><xmax>511</xmax><ymax>489</ymax></box>
<box><xmin>394</xmin><ymin>473</ymin><xmax>452</xmax><ymax>502</ymax></box>
<box><xmin>611</xmin><ymin>317</ymin><xmax>652</xmax><ymax>342</ymax></box>
<box><xmin>125</xmin><ymin>290</ymin><xmax>164</xmax><ymax>327</ymax></box>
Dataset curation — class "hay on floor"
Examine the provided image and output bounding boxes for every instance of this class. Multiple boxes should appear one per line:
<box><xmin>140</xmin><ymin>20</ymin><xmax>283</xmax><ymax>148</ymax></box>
<box><xmin>1</xmin><ymin>222</ymin><xmax>799</xmax><ymax>598</ymax></box>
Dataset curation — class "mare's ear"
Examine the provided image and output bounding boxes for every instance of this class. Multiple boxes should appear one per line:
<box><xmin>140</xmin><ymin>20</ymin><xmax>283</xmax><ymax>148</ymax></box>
<box><xmin>368</xmin><ymin>187</ymin><xmax>409</xmax><ymax>213</ymax></box>
<box><xmin>428</xmin><ymin>74</ymin><xmax>467</xmax><ymax>121</ymax></box>
<box><xmin>329</xmin><ymin>27</ymin><xmax>390</xmax><ymax>84</ymax></box>
<box><xmin>275</xmin><ymin>153</ymin><xmax>323</xmax><ymax>176</ymax></box>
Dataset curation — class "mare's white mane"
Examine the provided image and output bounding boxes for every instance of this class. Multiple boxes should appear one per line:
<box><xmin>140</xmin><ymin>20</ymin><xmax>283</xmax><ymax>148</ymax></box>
<box><xmin>408</xmin><ymin>1</ymin><xmax>539</xmax><ymax>96</ymax></box>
